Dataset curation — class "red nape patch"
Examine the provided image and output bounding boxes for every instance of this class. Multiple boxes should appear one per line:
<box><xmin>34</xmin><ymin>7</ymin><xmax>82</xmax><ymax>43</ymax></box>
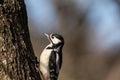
<box><xmin>61</xmin><ymin>39</ymin><xmax>64</xmax><ymax>43</ymax></box>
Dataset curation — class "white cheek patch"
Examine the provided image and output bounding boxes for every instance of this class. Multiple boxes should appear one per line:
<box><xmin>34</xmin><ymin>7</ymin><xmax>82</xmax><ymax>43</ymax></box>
<box><xmin>52</xmin><ymin>37</ymin><xmax>61</xmax><ymax>44</ymax></box>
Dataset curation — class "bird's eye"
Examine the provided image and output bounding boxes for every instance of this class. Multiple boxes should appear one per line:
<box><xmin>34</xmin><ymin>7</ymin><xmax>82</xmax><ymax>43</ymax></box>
<box><xmin>51</xmin><ymin>36</ymin><xmax>54</xmax><ymax>39</ymax></box>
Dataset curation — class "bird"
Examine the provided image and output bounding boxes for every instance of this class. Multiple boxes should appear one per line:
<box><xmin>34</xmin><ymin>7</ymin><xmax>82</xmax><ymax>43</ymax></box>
<box><xmin>39</xmin><ymin>33</ymin><xmax>64</xmax><ymax>80</ymax></box>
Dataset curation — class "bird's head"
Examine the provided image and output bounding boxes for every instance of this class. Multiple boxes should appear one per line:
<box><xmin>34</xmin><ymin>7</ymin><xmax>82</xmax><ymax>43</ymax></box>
<box><xmin>44</xmin><ymin>33</ymin><xmax>64</xmax><ymax>46</ymax></box>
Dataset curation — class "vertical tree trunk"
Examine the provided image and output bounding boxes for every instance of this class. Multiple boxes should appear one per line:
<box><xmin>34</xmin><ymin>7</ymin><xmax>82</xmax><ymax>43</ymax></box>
<box><xmin>0</xmin><ymin>0</ymin><xmax>41</xmax><ymax>80</ymax></box>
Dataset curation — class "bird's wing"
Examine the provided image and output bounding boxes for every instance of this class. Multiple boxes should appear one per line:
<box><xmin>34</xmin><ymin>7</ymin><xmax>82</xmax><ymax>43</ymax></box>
<box><xmin>49</xmin><ymin>50</ymin><xmax>58</xmax><ymax>80</ymax></box>
<box><xmin>58</xmin><ymin>51</ymin><xmax>62</xmax><ymax>70</ymax></box>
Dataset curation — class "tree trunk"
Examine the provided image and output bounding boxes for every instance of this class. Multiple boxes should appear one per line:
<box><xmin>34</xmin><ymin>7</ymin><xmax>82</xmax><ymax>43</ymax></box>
<box><xmin>0</xmin><ymin>0</ymin><xmax>41</xmax><ymax>80</ymax></box>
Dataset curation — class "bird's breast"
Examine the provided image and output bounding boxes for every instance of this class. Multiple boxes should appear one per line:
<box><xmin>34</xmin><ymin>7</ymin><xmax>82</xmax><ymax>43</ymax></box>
<box><xmin>40</xmin><ymin>48</ymin><xmax>53</xmax><ymax>75</ymax></box>
<box><xmin>40</xmin><ymin>48</ymin><xmax>52</xmax><ymax>65</ymax></box>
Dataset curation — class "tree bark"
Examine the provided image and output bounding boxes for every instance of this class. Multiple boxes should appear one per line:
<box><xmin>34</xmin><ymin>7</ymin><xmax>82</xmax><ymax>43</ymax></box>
<box><xmin>0</xmin><ymin>0</ymin><xmax>41</xmax><ymax>80</ymax></box>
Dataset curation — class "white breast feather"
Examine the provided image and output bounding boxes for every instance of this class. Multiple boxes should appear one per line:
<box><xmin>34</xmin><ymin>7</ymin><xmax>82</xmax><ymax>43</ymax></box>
<box><xmin>40</xmin><ymin>44</ymin><xmax>52</xmax><ymax>76</ymax></box>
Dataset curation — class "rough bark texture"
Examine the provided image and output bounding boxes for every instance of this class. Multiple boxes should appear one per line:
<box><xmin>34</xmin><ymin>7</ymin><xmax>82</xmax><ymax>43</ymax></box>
<box><xmin>0</xmin><ymin>0</ymin><xmax>41</xmax><ymax>80</ymax></box>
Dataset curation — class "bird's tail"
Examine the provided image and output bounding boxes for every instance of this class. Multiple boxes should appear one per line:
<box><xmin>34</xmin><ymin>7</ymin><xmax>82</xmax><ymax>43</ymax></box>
<box><xmin>50</xmin><ymin>72</ymin><xmax>58</xmax><ymax>80</ymax></box>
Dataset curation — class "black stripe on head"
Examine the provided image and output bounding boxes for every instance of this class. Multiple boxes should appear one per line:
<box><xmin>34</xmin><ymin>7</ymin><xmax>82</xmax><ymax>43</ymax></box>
<box><xmin>52</xmin><ymin>34</ymin><xmax>64</xmax><ymax>42</ymax></box>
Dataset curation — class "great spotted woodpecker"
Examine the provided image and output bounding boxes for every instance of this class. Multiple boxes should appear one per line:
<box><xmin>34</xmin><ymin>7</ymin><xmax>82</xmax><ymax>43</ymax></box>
<box><xmin>39</xmin><ymin>33</ymin><xmax>64</xmax><ymax>80</ymax></box>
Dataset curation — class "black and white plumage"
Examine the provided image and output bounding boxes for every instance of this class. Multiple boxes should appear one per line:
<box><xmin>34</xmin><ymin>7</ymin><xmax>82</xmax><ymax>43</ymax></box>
<box><xmin>39</xmin><ymin>33</ymin><xmax>64</xmax><ymax>80</ymax></box>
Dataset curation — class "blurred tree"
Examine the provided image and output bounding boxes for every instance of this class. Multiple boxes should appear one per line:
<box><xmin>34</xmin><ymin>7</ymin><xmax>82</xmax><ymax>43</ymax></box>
<box><xmin>0</xmin><ymin>0</ymin><xmax>41</xmax><ymax>80</ymax></box>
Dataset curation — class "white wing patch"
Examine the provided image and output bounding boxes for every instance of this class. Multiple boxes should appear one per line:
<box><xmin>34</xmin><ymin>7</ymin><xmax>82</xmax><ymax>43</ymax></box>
<box><xmin>56</xmin><ymin>53</ymin><xmax>59</xmax><ymax>73</ymax></box>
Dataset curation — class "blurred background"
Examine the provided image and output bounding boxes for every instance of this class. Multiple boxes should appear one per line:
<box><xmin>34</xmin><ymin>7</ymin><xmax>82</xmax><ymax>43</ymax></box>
<box><xmin>25</xmin><ymin>0</ymin><xmax>120</xmax><ymax>80</ymax></box>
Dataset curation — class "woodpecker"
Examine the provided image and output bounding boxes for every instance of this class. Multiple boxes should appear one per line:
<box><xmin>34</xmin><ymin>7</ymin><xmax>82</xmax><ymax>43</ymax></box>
<box><xmin>39</xmin><ymin>33</ymin><xmax>64</xmax><ymax>80</ymax></box>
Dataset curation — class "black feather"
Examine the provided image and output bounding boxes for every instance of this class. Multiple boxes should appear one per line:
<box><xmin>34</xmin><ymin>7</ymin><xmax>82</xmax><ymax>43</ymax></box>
<box><xmin>49</xmin><ymin>50</ymin><xmax>58</xmax><ymax>80</ymax></box>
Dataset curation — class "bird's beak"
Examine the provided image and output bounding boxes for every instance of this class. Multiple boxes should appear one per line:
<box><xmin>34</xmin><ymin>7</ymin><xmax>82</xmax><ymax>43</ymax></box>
<box><xmin>44</xmin><ymin>33</ymin><xmax>51</xmax><ymax>42</ymax></box>
<box><xmin>44</xmin><ymin>33</ymin><xmax>49</xmax><ymax>38</ymax></box>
